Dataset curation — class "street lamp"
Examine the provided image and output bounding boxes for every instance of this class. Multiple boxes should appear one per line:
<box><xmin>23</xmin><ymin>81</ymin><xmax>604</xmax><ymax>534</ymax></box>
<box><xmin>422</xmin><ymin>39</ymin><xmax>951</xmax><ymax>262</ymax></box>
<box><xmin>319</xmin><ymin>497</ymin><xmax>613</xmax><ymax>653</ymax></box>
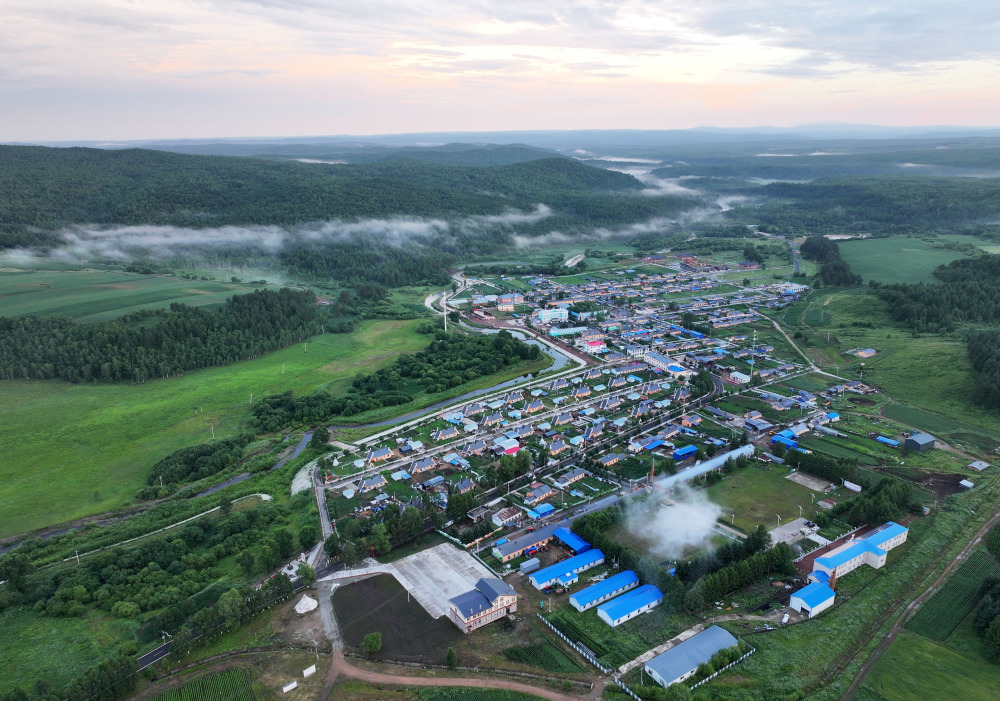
<box><xmin>797</xmin><ymin>505</ymin><xmax>803</xmax><ymax>517</ymax></box>
<box><xmin>776</xmin><ymin>514</ymin><xmax>781</xmax><ymax>525</ymax></box>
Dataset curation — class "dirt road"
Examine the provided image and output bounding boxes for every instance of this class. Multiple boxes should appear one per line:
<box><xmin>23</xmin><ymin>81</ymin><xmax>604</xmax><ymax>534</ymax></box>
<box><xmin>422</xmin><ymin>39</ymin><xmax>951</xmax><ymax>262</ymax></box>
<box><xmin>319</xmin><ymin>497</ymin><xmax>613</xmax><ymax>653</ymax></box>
<box><xmin>320</xmin><ymin>650</ymin><xmax>583</xmax><ymax>701</ymax></box>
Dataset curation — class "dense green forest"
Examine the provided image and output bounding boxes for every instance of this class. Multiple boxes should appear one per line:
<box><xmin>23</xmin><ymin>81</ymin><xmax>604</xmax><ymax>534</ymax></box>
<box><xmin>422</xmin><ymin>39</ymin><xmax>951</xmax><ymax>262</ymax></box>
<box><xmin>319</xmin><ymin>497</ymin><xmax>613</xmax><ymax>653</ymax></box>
<box><xmin>871</xmin><ymin>255</ymin><xmax>1000</xmax><ymax>331</ymax></box>
<box><xmin>967</xmin><ymin>331</ymin><xmax>1000</xmax><ymax>409</ymax></box>
<box><xmin>0</xmin><ymin>288</ymin><xmax>316</xmax><ymax>382</ymax></box>
<box><xmin>751</xmin><ymin>176</ymin><xmax>1000</xmax><ymax>234</ymax></box>
<box><xmin>0</xmin><ymin>146</ymin><xmax>652</xmax><ymax>236</ymax></box>
<box><xmin>798</xmin><ymin>235</ymin><xmax>862</xmax><ymax>286</ymax></box>
<box><xmin>251</xmin><ymin>330</ymin><xmax>541</xmax><ymax>430</ymax></box>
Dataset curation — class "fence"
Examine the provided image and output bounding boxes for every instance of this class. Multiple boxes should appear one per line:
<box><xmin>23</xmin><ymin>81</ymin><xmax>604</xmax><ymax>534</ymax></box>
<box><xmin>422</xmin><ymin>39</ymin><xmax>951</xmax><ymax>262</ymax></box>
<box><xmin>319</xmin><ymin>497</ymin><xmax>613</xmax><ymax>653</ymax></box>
<box><xmin>614</xmin><ymin>679</ymin><xmax>643</xmax><ymax>701</ymax></box>
<box><xmin>689</xmin><ymin>644</ymin><xmax>756</xmax><ymax>690</ymax></box>
<box><xmin>535</xmin><ymin>613</ymin><xmax>612</xmax><ymax>674</ymax></box>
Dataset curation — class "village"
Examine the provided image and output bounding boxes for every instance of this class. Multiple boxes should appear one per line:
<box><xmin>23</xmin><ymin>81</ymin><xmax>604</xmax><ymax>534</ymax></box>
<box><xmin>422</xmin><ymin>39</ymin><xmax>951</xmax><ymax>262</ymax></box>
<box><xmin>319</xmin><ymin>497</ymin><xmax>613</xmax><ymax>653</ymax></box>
<box><xmin>300</xmin><ymin>252</ymin><xmax>991</xmax><ymax>697</ymax></box>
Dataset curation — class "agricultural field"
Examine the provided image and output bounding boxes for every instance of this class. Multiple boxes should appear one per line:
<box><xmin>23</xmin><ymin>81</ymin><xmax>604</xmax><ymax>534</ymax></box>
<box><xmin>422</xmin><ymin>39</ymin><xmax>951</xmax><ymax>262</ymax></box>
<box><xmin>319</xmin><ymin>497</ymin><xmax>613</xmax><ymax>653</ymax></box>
<box><xmin>150</xmin><ymin>668</ymin><xmax>256</xmax><ymax>701</ymax></box>
<box><xmin>839</xmin><ymin>236</ymin><xmax>966</xmax><ymax>284</ymax></box>
<box><xmin>0</xmin><ymin>319</ymin><xmax>430</xmax><ymax>538</ymax></box>
<box><xmin>701</xmin><ymin>466</ymin><xmax>828</xmax><ymax>532</ymax></box>
<box><xmin>859</xmin><ymin>632</ymin><xmax>1000</xmax><ymax>701</ymax></box>
<box><xmin>905</xmin><ymin>551</ymin><xmax>999</xmax><ymax>642</ymax></box>
<box><xmin>0</xmin><ymin>269</ymin><xmax>253</xmax><ymax>321</ymax></box>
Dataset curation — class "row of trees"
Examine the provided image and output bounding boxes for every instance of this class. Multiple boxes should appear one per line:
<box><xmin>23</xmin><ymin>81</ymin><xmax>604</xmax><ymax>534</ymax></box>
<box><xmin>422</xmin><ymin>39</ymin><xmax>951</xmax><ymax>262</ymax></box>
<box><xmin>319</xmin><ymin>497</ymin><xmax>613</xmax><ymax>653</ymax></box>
<box><xmin>0</xmin><ymin>288</ymin><xmax>317</xmax><ymax>383</ymax></box>
<box><xmin>251</xmin><ymin>330</ymin><xmax>541</xmax><ymax>430</ymax></box>
<box><xmin>684</xmin><ymin>543</ymin><xmax>796</xmax><ymax>610</ymax></box>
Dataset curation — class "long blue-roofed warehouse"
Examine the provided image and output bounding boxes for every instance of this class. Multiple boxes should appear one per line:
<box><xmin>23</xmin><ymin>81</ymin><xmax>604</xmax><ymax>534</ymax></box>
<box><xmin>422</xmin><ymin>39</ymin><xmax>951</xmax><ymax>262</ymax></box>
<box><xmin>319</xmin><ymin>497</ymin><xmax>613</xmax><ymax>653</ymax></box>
<box><xmin>528</xmin><ymin>550</ymin><xmax>605</xmax><ymax>590</ymax></box>
<box><xmin>596</xmin><ymin>584</ymin><xmax>664</xmax><ymax>627</ymax></box>
<box><xmin>553</xmin><ymin>527</ymin><xmax>591</xmax><ymax>555</ymax></box>
<box><xmin>569</xmin><ymin>570</ymin><xmax>639</xmax><ymax>612</ymax></box>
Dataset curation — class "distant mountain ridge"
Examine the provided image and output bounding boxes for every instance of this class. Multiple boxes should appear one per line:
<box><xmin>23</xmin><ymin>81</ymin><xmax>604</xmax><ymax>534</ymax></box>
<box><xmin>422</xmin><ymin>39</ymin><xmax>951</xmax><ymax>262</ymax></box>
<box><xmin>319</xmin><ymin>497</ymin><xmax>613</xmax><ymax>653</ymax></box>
<box><xmin>0</xmin><ymin>146</ymin><xmax>650</xmax><ymax>244</ymax></box>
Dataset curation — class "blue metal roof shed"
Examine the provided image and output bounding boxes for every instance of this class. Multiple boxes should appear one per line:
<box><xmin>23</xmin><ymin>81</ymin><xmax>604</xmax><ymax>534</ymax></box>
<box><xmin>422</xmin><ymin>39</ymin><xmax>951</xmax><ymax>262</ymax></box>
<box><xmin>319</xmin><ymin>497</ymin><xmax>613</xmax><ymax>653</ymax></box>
<box><xmin>529</xmin><ymin>550</ymin><xmax>605</xmax><ymax>590</ymax></box>
<box><xmin>569</xmin><ymin>571</ymin><xmax>639</xmax><ymax>612</ymax></box>
<box><xmin>791</xmin><ymin>582</ymin><xmax>836</xmax><ymax>609</ymax></box>
<box><xmin>535</xmin><ymin>503</ymin><xmax>556</xmax><ymax>516</ymax></box>
<box><xmin>553</xmin><ymin>527</ymin><xmax>591</xmax><ymax>555</ymax></box>
<box><xmin>672</xmin><ymin>444</ymin><xmax>698</xmax><ymax>460</ymax></box>
<box><xmin>644</xmin><ymin>626</ymin><xmax>739</xmax><ymax>687</ymax></box>
<box><xmin>876</xmin><ymin>436</ymin><xmax>900</xmax><ymax>447</ymax></box>
<box><xmin>596</xmin><ymin>584</ymin><xmax>664</xmax><ymax>627</ymax></box>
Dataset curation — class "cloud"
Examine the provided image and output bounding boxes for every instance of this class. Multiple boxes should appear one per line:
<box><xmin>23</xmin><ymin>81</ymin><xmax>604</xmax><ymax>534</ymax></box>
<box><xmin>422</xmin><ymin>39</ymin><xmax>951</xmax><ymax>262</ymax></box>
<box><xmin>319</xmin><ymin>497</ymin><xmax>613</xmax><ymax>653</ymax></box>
<box><xmin>623</xmin><ymin>486</ymin><xmax>723</xmax><ymax>560</ymax></box>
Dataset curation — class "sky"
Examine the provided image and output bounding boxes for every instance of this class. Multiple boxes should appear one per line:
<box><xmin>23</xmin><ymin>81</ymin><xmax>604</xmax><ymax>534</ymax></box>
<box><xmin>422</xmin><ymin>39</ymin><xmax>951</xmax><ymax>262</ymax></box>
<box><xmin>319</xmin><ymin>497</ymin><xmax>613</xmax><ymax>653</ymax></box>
<box><xmin>2</xmin><ymin>0</ymin><xmax>1000</xmax><ymax>141</ymax></box>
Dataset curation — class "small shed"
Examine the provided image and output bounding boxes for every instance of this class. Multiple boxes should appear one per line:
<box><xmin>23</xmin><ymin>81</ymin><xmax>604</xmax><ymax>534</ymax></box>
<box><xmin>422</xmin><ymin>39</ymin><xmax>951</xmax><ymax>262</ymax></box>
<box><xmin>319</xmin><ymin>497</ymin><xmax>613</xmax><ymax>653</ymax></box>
<box><xmin>519</xmin><ymin>557</ymin><xmax>541</xmax><ymax>575</ymax></box>
<box><xmin>904</xmin><ymin>433</ymin><xmax>936</xmax><ymax>452</ymax></box>
<box><xmin>959</xmin><ymin>479</ymin><xmax>975</xmax><ymax>490</ymax></box>
<box><xmin>789</xmin><ymin>582</ymin><xmax>836</xmax><ymax>618</ymax></box>
<box><xmin>968</xmin><ymin>460</ymin><xmax>990</xmax><ymax>472</ymax></box>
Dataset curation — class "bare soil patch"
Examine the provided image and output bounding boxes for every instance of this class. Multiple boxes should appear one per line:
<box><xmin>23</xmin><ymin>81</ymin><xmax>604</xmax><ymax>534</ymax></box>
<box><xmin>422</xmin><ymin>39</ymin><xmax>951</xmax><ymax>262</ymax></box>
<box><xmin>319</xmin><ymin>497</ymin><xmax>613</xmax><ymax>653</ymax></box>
<box><xmin>849</xmin><ymin>397</ymin><xmax>877</xmax><ymax>407</ymax></box>
<box><xmin>884</xmin><ymin>468</ymin><xmax>966</xmax><ymax>499</ymax></box>
<box><xmin>332</xmin><ymin>574</ymin><xmax>462</xmax><ymax>663</ymax></box>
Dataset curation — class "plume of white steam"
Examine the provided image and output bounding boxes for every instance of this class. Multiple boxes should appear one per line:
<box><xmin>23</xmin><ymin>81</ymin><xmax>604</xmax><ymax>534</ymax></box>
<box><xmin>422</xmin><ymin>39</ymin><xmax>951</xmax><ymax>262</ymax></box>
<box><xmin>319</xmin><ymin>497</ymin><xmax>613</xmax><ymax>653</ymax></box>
<box><xmin>623</xmin><ymin>486</ymin><xmax>722</xmax><ymax>560</ymax></box>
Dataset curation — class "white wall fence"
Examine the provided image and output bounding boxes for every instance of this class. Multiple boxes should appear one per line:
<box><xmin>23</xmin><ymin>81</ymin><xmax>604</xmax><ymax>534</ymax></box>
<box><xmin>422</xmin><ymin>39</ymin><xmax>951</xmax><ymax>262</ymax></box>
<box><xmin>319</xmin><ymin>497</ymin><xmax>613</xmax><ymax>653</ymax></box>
<box><xmin>689</xmin><ymin>645</ymin><xmax>756</xmax><ymax>691</ymax></box>
<box><xmin>614</xmin><ymin>679</ymin><xmax>643</xmax><ymax>701</ymax></box>
<box><xmin>535</xmin><ymin>613</ymin><xmax>611</xmax><ymax>674</ymax></box>
<box><xmin>435</xmin><ymin>529</ymin><xmax>504</xmax><ymax>577</ymax></box>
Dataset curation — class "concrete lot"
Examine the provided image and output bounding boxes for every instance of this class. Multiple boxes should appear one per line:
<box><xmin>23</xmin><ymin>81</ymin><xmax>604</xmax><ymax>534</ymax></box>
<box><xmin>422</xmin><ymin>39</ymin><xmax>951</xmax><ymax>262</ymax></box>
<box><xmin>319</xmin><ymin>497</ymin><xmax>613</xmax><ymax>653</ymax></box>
<box><xmin>320</xmin><ymin>543</ymin><xmax>492</xmax><ymax>620</ymax></box>
<box><xmin>785</xmin><ymin>471</ymin><xmax>834</xmax><ymax>492</ymax></box>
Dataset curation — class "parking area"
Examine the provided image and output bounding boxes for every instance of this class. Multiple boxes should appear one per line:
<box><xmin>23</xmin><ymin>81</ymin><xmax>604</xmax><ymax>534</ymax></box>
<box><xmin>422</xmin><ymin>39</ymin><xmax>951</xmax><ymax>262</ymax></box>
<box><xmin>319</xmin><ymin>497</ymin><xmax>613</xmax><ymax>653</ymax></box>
<box><xmin>769</xmin><ymin>517</ymin><xmax>814</xmax><ymax>545</ymax></box>
<box><xmin>390</xmin><ymin>543</ymin><xmax>494</xmax><ymax>619</ymax></box>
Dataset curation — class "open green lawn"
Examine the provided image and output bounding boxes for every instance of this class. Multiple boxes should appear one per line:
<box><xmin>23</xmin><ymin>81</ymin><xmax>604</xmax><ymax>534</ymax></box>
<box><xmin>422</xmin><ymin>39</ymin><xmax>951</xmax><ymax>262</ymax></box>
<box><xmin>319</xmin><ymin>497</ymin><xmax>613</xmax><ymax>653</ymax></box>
<box><xmin>861</xmin><ymin>632</ymin><xmax>1000</xmax><ymax>701</ymax></box>
<box><xmin>839</xmin><ymin>236</ymin><xmax>966</xmax><ymax>284</ymax></box>
<box><xmin>0</xmin><ymin>269</ymin><xmax>254</xmax><ymax>321</ymax></box>
<box><xmin>702</xmin><ymin>466</ymin><xmax>826</xmax><ymax>532</ymax></box>
<box><xmin>0</xmin><ymin>608</ymin><xmax>139</xmax><ymax>695</ymax></box>
<box><xmin>806</xmin><ymin>291</ymin><xmax>1000</xmax><ymax>439</ymax></box>
<box><xmin>0</xmin><ymin>320</ymin><xmax>429</xmax><ymax>538</ymax></box>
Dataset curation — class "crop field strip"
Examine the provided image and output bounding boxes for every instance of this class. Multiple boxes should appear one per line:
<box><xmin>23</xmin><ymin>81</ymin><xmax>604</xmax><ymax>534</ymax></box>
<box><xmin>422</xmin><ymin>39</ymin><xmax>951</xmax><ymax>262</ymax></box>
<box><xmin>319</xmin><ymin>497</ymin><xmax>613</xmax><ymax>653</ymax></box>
<box><xmin>151</xmin><ymin>668</ymin><xmax>257</xmax><ymax>701</ymax></box>
<box><xmin>904</xmin><ymin>550</ymin><xmax>1000</xmax><ymax>642</ymax></box>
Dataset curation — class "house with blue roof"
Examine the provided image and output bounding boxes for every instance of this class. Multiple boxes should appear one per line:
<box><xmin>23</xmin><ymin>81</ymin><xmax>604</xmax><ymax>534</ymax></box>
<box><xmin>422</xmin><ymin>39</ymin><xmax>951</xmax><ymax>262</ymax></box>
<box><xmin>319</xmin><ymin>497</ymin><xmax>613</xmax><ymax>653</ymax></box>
<box><xmin>529</xmin><ymin>550</ymin><xmax>605</xmax><ymax>590</ymax></box>
<box><xmin>553</xmin><ymin>527</ymin><xmax>591</xmax><ymax>555</ymax></box>
<box><xmin>596</xmin><ymin>584</ymin><xmax>664</xmax><ymax>627</ymax></box>
<box><xmin>812</xmin><ymin>522</ymin><xmax>909</xmax><ymax>579</ymax></box>
<box><xmin>644</xmin><ymin>625</ymin><xmax>739</xmax><ymax>688</ymax></box>
<box><xmin>789</xmin><ymin>582</ymin><xmax>836</xmax><ymax>618</ymax></box>
<box><xmin>569</xmin><ymin>570</ymin><xmax>639</xmax><ymax>612</ymax></box>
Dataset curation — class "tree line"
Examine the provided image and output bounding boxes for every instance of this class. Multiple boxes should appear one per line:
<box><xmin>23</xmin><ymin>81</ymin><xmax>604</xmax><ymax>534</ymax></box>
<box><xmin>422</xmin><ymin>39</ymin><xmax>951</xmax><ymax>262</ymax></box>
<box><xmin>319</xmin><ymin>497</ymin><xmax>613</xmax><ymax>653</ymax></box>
<box><xmin>0</xmin><ymin>288</ymin><xmax>317</xmax><ymax>383</ymax></box>
<box><xmin>250</xmin><ymin>330</ymin><xmax>541</xmax><ymax>430</ymax></box>
<box><xmin>799</xmin><ymin>235</ymin><xmax>862</xmax><ymax>286</ymax></box>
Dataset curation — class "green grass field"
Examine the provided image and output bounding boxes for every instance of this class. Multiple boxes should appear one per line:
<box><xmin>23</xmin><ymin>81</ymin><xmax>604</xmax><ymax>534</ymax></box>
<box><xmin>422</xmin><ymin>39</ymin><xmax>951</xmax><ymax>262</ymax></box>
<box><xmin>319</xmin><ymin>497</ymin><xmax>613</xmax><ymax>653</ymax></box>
<box><xmin>905</xmin><ymin>551</ymin><xmax>999</xmax><ymax>642</ymax></box>
<box><xmin>839</xmin><ymin>236</ymin><xmax>966</xmax><ymax>284</ymax></box>
<box><xmin>0</xmin><ymin>608</ymin><xmax>139</xmax><ymax>695</ymax></box>
<box><xmin>862</xmin><ymin>632</ymin><xmax>1000</xmax><ymax>701</ymax></box>
<box><xmin>0</xmin><ymin>320</ymin><xmax>429</xmax><ymax>538</ymax></box>
<box><xmin>0</xmin><ymin>270</ymin><xmax>253</xmax><ymax>321</ymax></box>
<box><xmin>702</xmin><ymin>467</ymin><xmax>825</xmax><ymax>532</ymax></box>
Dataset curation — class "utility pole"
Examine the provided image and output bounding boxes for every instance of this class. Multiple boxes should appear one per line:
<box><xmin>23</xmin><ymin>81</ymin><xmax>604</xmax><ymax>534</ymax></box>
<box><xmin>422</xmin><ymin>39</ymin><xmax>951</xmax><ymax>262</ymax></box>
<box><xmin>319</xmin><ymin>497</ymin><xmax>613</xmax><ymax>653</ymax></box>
<box><xmin>74</xmin><ymin>550</ymin><xmax>80</xmax><ymax>565</ymax></box>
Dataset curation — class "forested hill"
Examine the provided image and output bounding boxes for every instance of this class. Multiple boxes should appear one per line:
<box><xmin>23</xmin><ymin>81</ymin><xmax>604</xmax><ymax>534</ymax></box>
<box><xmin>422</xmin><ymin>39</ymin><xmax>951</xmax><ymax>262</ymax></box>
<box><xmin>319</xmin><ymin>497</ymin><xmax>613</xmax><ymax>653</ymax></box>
<box><xmin>0</xmin><ymin>145</ymin><xmax>649</xmax><ymax>245</ymax></box>
<box><xmin>0</xmin><ymin>287</ymin><xmax>317</xmax><ymax>383</ymax></box>
<box><xmin>754</xmin><ymin>176</ymin><xmax>1000</xmax><ymax>234</ymax></box>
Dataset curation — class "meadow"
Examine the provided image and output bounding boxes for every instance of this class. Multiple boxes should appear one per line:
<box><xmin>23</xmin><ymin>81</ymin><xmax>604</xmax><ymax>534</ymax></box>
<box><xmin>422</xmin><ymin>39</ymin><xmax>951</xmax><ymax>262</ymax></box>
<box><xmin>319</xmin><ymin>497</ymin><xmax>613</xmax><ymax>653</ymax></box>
<box><xmin>0</xmin><ymin>319</ymin><xmax>429</xmax><ymax>538</ymax></box>
<box><xmin>0</xmin><ymin>269</ymin><xmax>253</xmax><ymax>321</ymax></box>
<box><xmin>838</xmin><ymin>236</ymin><xmax>966</xmax><ymax>284</ymax></box>
<box><xmin>860</xmin><ymin>632</ymin><xmax>1000</xmax><ymax>701</ymax></box>
<box><xmin>0</xmin><ymin>607</ymin><xmax>139</xmax><ymax>694</ymax></box>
